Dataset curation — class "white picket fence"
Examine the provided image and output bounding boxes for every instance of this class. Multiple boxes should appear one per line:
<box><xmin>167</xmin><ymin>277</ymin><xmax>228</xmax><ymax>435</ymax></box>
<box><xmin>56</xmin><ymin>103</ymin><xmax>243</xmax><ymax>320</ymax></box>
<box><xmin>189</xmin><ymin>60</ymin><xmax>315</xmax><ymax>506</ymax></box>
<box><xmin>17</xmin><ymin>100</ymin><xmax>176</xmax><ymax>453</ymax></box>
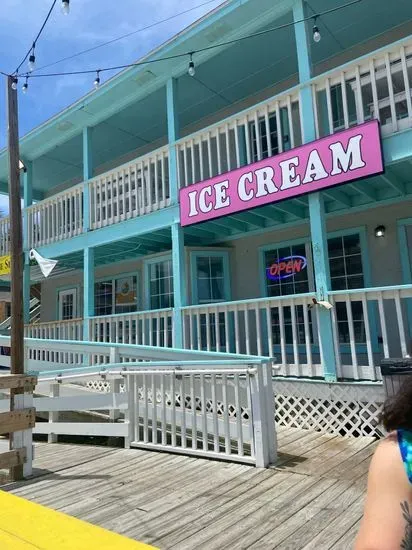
<box><xmin>9</xmin><ymin>360</ymin><xmax>276</xmax><ymax>467</ymax></box>
<box><xmin>0</xmin><ymin>217</ymin><xmax>10</xmax><ymax>255</ymax></box>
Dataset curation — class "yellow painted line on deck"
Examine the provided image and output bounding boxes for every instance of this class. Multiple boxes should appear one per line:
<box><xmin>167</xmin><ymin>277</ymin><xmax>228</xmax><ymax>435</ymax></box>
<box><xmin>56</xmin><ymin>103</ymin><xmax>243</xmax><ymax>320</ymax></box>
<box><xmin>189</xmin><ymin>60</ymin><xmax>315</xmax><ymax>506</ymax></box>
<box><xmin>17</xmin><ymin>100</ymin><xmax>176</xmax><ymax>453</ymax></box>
<box><xmin>0</xmin><ymin>490</ymin><xmax>156</xmax><ymax>549</ymax></box>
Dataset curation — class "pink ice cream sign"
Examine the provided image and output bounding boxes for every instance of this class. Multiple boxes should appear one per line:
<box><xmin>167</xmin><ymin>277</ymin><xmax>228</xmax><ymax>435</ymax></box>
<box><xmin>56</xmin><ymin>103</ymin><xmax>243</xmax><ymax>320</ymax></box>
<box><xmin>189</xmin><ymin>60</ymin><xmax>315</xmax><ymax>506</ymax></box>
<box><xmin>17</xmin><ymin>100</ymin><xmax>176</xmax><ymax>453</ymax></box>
<box><xmin>179</xmin><ymin>120</ymin><xmax>383</xmax><ymax>226</ymax></box>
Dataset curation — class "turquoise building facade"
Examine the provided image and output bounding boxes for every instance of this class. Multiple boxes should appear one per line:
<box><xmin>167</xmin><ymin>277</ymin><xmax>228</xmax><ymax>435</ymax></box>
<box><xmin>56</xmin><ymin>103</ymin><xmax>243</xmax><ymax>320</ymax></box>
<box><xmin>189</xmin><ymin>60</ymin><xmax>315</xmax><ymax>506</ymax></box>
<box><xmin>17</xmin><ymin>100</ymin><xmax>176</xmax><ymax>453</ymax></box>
<box><xmin>1</xmin><ymin>0</ymin><xmax>412</xmax><ymax>384</ymax></box>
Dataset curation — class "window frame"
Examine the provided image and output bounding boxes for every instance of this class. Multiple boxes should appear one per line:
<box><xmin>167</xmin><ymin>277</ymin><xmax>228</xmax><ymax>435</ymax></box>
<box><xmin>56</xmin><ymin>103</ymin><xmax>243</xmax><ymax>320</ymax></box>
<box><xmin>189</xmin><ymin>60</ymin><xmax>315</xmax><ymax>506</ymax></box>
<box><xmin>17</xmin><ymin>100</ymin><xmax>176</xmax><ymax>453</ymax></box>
<box><xmin>56</xmin><ymin>285</ymin><xmax>80</xmax><ymax>321</ymax></box>
<box><xmin>258</xmin><ymin>226</ymin><xmax>377</xmax><ymax>353</ymax></box>
<box><xmin>190</xmin><ymin>250</ymin><xmax>231</xmax><ymax>305</ymax></box>
<box><xmin>144</xmin><ymin>254</ymin><xmax>174</xmax><ymax>311</ymax></box>
<box><xmin>94</xmin><ymin>271</ymin><xmax>140</xmax><ymax>317</ymax></box>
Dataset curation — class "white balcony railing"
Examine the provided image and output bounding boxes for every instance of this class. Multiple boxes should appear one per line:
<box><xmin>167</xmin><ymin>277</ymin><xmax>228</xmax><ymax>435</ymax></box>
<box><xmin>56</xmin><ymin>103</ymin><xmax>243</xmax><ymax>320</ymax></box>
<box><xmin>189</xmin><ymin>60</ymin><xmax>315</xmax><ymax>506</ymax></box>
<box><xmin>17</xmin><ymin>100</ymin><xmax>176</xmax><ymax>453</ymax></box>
<box><xmin>25</xmin><ymin>318</ymin><xmax>83</xmax><ymax>340</ymax></box>
<box><xmin>8</xmin><ymin>37</ymin><xmax>412</xmax><ymax>251</ymax></box>
<box><xmin>182</xmin><ymin>284</ymin><xmax>412</xmax><ymax>382</ymax></box>
<box><xmin>27</xmin><ymin>184</ymin><xmax>83</xmax><ymax>248</ymax></box>
<box><xmin>89</xmin><ymin>146</ymin><xmax>170</xmax><ymax>230</ymax></box>
<box><xmin>0</xmin><ymin>217</ymin><xmax>10</xmax><ymax>256</ymax></box>
<box><xmin>177</xmin><ymin>92</ymin><xmax>301</xmax><ymax>188</ymax></box>
<box><xmin>312</xmin><ymin>38</ymin><xmax>412</xmax><ymax>138</ymax></box>
<box><xmin>89</xmin><ymin>308</ymin><xmax>174</xmax><ymax>348</ymax></box>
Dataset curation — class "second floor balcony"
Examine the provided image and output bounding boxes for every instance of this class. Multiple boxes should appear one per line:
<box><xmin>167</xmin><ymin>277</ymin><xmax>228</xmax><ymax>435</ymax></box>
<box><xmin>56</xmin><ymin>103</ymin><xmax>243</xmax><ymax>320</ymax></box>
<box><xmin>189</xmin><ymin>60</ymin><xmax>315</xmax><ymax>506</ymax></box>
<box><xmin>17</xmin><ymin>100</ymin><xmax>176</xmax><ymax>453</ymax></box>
<box><xmin>1</xmin><ymin>32</ymin><xmax>412</xmax><ymax>254</ymax></box>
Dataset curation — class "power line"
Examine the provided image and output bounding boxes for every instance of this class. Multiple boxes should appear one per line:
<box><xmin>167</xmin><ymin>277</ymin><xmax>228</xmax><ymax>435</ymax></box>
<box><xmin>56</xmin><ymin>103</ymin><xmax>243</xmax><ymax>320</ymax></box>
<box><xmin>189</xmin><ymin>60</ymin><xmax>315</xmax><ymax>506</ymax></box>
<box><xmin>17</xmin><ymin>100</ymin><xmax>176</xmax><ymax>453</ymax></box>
<box><xmin>14</xmin><ymin>0</ymin><xmax>58</xmax><ymax>74</ymax></box>
<box><xmin>15</xmin><ymin>0</ymin><xmax>363</xmax><ymax>83</ymax></box>
<box><xmin>34</xmin><ymin>0</ymin><xmax>223</xmax><ymax>73</ymax></box>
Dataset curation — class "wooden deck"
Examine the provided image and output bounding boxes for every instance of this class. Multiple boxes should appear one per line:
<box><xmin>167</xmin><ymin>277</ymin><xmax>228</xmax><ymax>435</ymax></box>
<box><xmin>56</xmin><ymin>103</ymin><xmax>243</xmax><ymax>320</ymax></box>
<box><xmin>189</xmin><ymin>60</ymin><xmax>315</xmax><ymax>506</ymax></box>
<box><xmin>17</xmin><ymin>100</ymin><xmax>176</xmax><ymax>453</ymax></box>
<box><xmin>2</xmin><ymin>427</ymin><xmax>378</xmax><ymax>549</ymax></box>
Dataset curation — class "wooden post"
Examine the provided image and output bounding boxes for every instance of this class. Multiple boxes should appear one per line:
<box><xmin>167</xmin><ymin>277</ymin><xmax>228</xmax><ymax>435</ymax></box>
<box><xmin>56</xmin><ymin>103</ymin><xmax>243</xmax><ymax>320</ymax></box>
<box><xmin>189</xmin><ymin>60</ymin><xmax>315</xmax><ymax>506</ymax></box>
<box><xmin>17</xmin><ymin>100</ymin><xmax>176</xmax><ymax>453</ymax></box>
<box><xmin>7</xmin><ymin>75</ymin><xmax>25</xmax><ymax>480</ymax></box>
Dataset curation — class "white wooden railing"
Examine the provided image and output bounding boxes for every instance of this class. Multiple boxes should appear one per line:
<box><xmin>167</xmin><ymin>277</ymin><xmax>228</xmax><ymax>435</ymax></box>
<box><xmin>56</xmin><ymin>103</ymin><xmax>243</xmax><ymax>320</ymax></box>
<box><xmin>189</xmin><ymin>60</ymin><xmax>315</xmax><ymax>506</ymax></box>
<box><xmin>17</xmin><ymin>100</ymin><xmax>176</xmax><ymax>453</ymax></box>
<box><xmin>25</xmin><ymin>318</ymin><xmax>83</xmax><ymax>341</ymax></box>
<box><xmin>183</xmin><ymin>284</ymin><xmax>412</xmax><ymax>382</ymax></box>
<box><xmin>183</xmin><ymin>293</ymin><xmax>322</xmax><ymax>378</ymax></box>
<box><xmin>89</xmin><ymin>146</ymin><xmax>170</xmax><ymax>229</ymax></box>
<box><xmin>312</xmin><ymin>37</ymin><xmax>412</xmax><ymax>138</ymax></box>
<box><xmin>0</xmin><ymin>217</ymin><xmax>10</xmax><ymax>255</ymax></box>
<box><xmin>330</xmin><ymin>285</ymin><xmax>412</xmax><ymax>381</ymax></box>
<box><xmin>10</xmin><ymin>360</ymin><xmax>276</xmax><ymax>467</ymax></box>
<box><xmin>27</xmin><ymin>184</ymin><xmax>83</xmax><ymax>248</ymax></box>
<box><xmin>89</xmin><ymin>309</ymin><xmax>174</xmax><ymax>347</ymax></box>
<box><xmin>177</xmin><ymin>92</ymin><xmax>301</xmax><ymax>188</ymax></box>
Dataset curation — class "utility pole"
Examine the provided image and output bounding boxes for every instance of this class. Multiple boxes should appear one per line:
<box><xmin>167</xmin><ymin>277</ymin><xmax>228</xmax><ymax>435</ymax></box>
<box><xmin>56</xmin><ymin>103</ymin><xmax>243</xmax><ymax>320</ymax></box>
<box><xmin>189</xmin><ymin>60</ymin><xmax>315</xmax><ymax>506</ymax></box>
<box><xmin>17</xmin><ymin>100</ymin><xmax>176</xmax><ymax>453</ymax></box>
<box><xmin>7</xmin><ymin>75</ymin><xmax>25</xmax><ymax>480</ymax></box>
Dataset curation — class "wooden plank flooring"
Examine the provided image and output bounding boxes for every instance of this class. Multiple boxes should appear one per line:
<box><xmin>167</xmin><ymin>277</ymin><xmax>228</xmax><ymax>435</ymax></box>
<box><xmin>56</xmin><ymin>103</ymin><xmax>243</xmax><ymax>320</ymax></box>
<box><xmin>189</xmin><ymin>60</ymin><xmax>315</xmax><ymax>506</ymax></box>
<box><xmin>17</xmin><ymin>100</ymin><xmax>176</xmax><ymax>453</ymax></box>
<box><xmin>2</xmin><ymin>427</ymin><xmax>378</xmax><ymax>549</ymax></box>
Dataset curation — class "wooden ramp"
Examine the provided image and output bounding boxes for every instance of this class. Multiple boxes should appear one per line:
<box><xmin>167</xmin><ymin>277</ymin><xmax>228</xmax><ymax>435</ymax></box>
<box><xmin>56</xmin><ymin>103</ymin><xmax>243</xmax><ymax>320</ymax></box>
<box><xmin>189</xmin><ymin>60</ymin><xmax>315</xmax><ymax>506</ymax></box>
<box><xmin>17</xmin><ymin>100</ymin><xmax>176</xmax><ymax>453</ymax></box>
<box><xmin>2</xmin><ymin>427</ymin><xmax>378</xmax><ymax>549</ymax></box>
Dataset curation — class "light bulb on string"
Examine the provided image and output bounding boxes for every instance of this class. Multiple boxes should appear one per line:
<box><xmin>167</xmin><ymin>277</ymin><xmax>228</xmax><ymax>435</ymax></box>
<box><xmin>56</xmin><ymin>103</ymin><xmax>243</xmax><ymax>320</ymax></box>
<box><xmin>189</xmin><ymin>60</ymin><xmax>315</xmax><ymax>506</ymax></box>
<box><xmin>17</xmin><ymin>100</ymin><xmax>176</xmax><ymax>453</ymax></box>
<box><xmin>28</xmin><ymin>49</ymin><xmax>36</xmax><ymax>72</ymax></box>
<box><xmin>11</xmin><ymin>78</ymin><xmax>18</xmax><ymax>91</ymax></box>
<box><xmin>22</xmin><ymin>77</ymin><xmax>29</xmax><ymax>94</ymax></box>
<box><xmin>61</xmin><ymin>0</ymin><xmax>70</xmax><ymax>15</ymax></box>
<box><xmin>312</xmin><ymin>17</ymin><xmax>321</xmax><ymax>43</ymax></box>
<box><xmin>93</xmin><ymin>71</ymin><xmax>100</xmax><ymax>89</ymax></box>
<box><xmin>188</xmin><ymin>53</ymin><xmax>195</xmax><ymax>77</ymax></box>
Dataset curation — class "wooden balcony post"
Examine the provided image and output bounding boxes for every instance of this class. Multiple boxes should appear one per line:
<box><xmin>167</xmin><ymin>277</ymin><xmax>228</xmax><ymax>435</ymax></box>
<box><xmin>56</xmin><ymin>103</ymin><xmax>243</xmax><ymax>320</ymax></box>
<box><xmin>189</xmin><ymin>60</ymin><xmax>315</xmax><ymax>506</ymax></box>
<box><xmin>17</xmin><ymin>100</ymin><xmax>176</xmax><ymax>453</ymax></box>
<box><xmin>172</xmin><ymin>223</ymin><xmax>186</xmax><ymax>349</ymax></box>
<box><xmin>293</xmin><ymin>0</ymin><xmax>337</xmax><ymax>382</ymax></box>
<box><xmin>23</xmin><ymin>161</ymin><xmax>33</xmax><ymax>325</ymax></box>
<box><xmin>82</xmin><ymin>127</ymin><xmax>93</xmax><ymax>233</ymax></box>
<box><xmin>167</xmin><ymin>77</ymin><xmax>179</xmax><ymax>205</ymax></box>
<box><xmin>83</xmin><ymin>247</ymin><xmax>95</xmax><ymax>341</ymax></box>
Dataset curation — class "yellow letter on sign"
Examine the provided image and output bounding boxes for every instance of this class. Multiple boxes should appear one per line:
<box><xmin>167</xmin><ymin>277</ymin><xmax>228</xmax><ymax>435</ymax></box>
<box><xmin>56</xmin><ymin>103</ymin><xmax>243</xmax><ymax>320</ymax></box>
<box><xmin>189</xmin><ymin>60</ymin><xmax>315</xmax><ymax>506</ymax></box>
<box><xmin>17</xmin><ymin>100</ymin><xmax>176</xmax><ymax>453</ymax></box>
<box><xmin>0</xmin><ymin>255</ymin><xmax>11</xmax><ymax>276</ymax></box>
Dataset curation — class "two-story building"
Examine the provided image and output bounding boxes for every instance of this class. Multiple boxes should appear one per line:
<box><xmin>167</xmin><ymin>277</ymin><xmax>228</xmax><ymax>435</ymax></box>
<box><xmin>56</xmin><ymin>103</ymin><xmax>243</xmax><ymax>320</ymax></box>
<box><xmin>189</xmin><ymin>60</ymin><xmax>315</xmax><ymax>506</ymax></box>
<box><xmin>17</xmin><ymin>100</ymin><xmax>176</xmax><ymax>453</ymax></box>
<box><xmin>2</xmin><ymin>0</ymin><xmax>412</xmax><ymax>390</ymax></box>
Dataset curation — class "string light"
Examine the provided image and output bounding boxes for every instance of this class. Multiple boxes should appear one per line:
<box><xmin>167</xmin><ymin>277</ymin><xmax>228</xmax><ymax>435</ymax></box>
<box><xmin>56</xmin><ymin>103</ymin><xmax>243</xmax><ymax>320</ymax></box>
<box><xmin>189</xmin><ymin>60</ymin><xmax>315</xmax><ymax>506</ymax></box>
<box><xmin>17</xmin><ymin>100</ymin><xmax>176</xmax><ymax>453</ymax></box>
<box><xmin>12</xmin><ymin>0</ymin><xmax>362</xmax><ymax>85</ymax></box>
<box><xmin>188</xmin><ymin>53</ymin><xmax>195</xmax><ymax>77</ymax></box>
<box><xmin>61</xmin><ymin>0</ymin><xmax>70</xmax><ymax>15</ymax></box>
<box><xmin>93</xmin><ymin>70</ymin><xmax>100</xmax><ymax>89</ymax></box>
<box><xmin>11</xmin><ymin>77</ymin><xmax>18</xmax><ymax>90</ymax></box>
<box><xmin>22</xmin><ymin>77</ymin><xmax>29</xmax><ymax>93</ymax></box>
<box><xmin>28</xmin><ymin>45</ymin><xmax>36</xmax><ymax>72</ymax></box>
<box><xmin>312</xmin><ymin>17</ymin><xmax>321</xmax><ymax>43</ymax></box>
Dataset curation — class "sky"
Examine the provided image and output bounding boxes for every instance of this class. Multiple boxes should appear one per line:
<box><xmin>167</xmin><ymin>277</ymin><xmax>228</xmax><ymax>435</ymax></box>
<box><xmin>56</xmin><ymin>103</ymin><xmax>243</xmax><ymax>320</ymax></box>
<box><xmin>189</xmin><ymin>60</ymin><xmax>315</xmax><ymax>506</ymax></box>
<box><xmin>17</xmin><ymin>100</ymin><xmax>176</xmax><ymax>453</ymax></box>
<box><xmin>0</xmin><ymin>0</ymin><xmax>223</xmax><ymax>213</ymax></box>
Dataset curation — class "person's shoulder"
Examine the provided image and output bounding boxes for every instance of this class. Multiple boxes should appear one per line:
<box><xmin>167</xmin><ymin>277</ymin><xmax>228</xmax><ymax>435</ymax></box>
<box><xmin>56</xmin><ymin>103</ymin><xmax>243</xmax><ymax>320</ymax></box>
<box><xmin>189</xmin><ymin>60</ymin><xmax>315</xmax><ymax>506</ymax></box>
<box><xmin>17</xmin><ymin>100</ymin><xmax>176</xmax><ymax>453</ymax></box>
<box><xmin>369</xmin><ymin>431</ymin><xmax>405</xmax><ymax>483</ymax></box>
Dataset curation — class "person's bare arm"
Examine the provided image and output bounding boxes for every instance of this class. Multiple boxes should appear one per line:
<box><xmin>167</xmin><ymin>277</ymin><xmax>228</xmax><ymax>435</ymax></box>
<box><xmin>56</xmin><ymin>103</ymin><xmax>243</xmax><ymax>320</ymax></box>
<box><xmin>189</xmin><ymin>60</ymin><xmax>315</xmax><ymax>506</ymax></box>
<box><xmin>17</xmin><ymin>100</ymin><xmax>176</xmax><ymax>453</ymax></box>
<box><xmin>355</xmin><ymin>433</ymin><xmax>412</xmax><ymax>550</ymax></box>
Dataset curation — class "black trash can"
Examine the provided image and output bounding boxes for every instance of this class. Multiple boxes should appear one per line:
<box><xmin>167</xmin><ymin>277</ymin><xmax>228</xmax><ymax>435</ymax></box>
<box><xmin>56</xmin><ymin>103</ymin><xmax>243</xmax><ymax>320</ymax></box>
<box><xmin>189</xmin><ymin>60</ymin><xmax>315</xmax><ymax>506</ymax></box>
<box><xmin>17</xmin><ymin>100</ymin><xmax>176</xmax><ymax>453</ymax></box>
<box><xmin>380</xmin><ymin>358</ymin><xmax>412</xmax><ymax>398</ymax></box>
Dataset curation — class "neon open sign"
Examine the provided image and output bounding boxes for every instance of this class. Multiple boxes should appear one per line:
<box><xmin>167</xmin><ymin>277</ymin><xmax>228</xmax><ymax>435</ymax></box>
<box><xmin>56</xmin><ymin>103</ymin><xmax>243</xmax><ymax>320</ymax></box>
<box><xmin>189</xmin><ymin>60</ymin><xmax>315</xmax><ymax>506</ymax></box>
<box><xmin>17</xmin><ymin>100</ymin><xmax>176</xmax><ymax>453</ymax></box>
<box><xmin>266</xmin><ymin>255</ymin><xmax>307</xmax><ymax>280</ymax></box>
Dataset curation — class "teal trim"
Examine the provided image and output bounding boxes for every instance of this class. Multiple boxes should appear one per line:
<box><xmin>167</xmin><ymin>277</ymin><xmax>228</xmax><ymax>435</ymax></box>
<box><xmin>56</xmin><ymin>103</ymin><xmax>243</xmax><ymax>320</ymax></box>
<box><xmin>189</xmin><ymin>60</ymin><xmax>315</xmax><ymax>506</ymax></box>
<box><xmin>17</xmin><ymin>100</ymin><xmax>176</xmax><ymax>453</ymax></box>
<box><xmin>167</xmin><ymin>78</ymin><xmax>179</xmax><ymax>205</ymax></box>
<box><xmin>293</xmin><ymin>0</ymin><xmax>336</xmax><ymax>381</ymax></box>
<box><xmin>82</xmin><ymin>127</ymin><xmax>93</xmax><ymax>232</ymax></box>
<box><xmin>293</xmin><ymin>0</ymin><xmax>311</xmax><ymax>82</ymax></box>
<box><xmin>36</xmin><ymin>205</ymin><xmax>179</xmax><ymax>259</ymax></box>
<box><xmin>398</xmin><ymin>218</ymin><xmax>412</xmax><ymax>338</ymax></box>
<box><xmin>55</xmin><ymin>284</ymin><xmax>81</xmax><ymax>321</ymax></box>
<box><xmin>143</xmin><ymin>253</ymin><xmax>173</xmax><ymax>310</ymax></box>
<box><xmin>23</xmin><ymin>161</ymin><xmax>33</xmax><ymax>324</ymax></box>
<box><xmin>83</xmin><ymin>247</ymin><xmax>94</xmax><ymax>339</ymax></box>
<box><xmin>190</xmin><ymin>250</ymin><xmax>231</xmax><ymax>304</ymax></box>
<box><xmin>172</xmin><ymin>223</ymin><xmax>186</xmax><ymax>347</ymax></box>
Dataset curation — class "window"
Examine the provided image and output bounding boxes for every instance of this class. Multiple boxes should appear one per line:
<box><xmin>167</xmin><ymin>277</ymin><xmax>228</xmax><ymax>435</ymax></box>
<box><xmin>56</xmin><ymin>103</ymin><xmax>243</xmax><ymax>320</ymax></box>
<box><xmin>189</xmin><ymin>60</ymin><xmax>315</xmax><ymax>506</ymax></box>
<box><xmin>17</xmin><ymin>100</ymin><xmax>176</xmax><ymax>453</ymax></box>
<box><xmin>263</xmin><ymin>243</ymin><xmax>311</xmax><ymax>346</ymax></box>
<box><xmin>95</xmin><ymin>275</ymin><xmax>138</xmax><ymax>317</ymax></box>
<box><xmin>264</xmin><ymin>243</ymin><xmax>310</xmax><ymax>298</ymax></box>
<box><xmin>195</xmin><ymin>255</ymin><xmax>226</xmax><ymax>304</ymax></box>
<box><xmin>328</xmin><ymin>234</ymin><xmax>364</xmax><ymax>291</ymax></box>
<box><xmin>192</xmin><ymin>252</ymin><xmax>230</xmax><ymax>351</ymax></box>
<box><xmin>148</xmin><ymin>258</ymin><xmax>174</xmax><ymax>309</ymax></box>
<box><xmin>329</xmin><ymin>234</ymin><xmax>365</xmax><ymax>344</ymax></box>
<box><xmin>58</xmin><ymin>288</ymin><xmax>78</xmax><ymax>320</ymax></box>
<box><xmin>262</xmin><ymin>232</ymin><xmax>367</xmax><ymax>347</ymax></box>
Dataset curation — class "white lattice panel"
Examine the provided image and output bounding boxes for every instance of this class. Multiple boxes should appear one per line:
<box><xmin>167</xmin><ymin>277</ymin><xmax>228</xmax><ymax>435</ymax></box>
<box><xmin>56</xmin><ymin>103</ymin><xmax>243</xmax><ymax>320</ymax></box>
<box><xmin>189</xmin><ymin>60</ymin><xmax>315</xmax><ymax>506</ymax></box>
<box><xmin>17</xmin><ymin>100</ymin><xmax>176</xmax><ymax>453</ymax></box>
<box><xmin>85</xmin><ymin>377</ymin><xmax>384</xmax><ymax>437</ymax></box>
